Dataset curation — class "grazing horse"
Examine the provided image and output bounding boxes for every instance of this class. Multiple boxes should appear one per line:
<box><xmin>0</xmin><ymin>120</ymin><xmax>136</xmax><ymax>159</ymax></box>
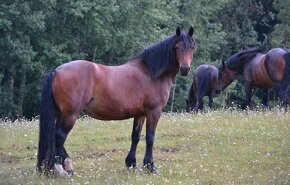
<box><xmin>37</xmin><ymin>27</ymin><xmax>197</xmax><ymax>177</ymax></box>
<box><xmin>217</xmin><ymin>48</ymin><xmax>290</xmax><ymax>108</ymax></box>
<box><xmin>185</xmin><ymin>64</ymin><xmax>218</xmax><ymax>112</ymax></box>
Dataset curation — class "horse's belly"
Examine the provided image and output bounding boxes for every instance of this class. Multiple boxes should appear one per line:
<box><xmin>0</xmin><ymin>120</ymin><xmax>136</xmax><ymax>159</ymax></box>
<box><xmin>83</xmin><ymin>96</ymin><xmax>143</xmax><ymax>120</ymax></box>
<box><xmin>252</xmin><ymin>73</ymin><xmax>274</xmax><ymax>88</ymax></box>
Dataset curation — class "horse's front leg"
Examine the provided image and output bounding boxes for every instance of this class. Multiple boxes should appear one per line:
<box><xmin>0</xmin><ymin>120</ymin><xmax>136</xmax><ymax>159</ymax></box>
<box><xmin>261</xmin><ymin>89</ymin><xmax>269</xmax><ymax>108</ymax></box>
<box><xmin>143</xmin><ymin>110</ymin><xmax>161</xmax><ymax>174</ymax></box>
<box><xmin>125</xmin><ymin>116</ymin><xmax>145</xmax><ymax>169</ymax></box>
<box><xmin>244</xmin><ymin>84</ymin><xmax>252</xmax><ymax>109</ymax></box>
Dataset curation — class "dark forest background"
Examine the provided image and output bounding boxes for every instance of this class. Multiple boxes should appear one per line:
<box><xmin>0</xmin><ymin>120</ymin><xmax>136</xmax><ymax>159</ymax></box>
<box><xmin>0</xmin><ymin>0</ymin><xmax>289</xmax><ymax>119</ymax></box>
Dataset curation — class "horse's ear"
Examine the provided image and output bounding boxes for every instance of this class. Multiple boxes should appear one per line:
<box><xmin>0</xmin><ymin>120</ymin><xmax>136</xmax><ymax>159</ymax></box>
<box><xmin>188</xmin><ymin>26</ymin><xmax>194</xmax><ymax>36</ymax></box>
<box><xmin>176</xmin><ymin>27</ymin><xmax>181</xmax><ymax>36</ymax></box>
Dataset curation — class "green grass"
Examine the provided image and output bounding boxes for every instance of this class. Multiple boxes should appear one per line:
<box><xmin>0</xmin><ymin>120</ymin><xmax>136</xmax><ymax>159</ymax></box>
<box><xmin>0</xmin><ymin>109</ymin><xmax>289</xmax><ymax>184</ymax></box>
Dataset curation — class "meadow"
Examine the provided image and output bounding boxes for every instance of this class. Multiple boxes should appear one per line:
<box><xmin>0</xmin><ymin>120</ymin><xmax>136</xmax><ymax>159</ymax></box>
<box><xmin>0</xmin><ymin>109</ymin><xmax>289</xmax><ymax>184</ymax></box>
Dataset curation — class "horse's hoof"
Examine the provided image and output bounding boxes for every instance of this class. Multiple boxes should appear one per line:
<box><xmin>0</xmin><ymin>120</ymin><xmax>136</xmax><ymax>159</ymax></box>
<box><xmin>143</xmin><ymin>163</ymin><xmax>158</xmax><ymax>174</ymax></box>
<box><xmin>63</xmin><ymin>158</ymin><xmax>74</xmax><ymax>176</ymax></box>
<box><xmin>54</xmin><ymin>164</ymin><xmax>70</xmax><ymax>178</ymax></box>
<box><xmin>125</xmin><ymin>157</ymin><xmax>136</xmax><ymax>169</ymax></box>
<box><xmin>67</xmin><ymin>170</ymin><xmax>74</xmax><ymax>177</ymax></box>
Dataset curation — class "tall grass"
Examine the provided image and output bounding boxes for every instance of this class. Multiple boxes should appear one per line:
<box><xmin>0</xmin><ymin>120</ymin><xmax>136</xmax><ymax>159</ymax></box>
<box><xmin>0</xmin><ymin>109</ymin><xmax>289</xmax><ymax>184</ymax></box>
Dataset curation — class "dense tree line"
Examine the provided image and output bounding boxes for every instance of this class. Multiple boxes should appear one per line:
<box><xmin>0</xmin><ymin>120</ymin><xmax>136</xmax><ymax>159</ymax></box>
<box><xmin>0</xmin><ymin>0</ymin><xmax>289</xmax><ymax>119</ymax></box>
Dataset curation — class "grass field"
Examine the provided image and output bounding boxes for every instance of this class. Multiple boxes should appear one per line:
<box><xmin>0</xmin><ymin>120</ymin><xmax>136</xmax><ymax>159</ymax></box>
<box><xmin>0</xmin><ymin>109</ymin><xmax>289</xmax><ymax>184</ymax></box>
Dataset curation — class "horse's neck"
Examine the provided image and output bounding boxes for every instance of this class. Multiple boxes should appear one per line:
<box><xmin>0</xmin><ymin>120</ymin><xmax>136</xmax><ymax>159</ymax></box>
<box><xmin>159</xmin><ymin>69</ymin><xmax>179</xmax><ymax>86</ymax></box>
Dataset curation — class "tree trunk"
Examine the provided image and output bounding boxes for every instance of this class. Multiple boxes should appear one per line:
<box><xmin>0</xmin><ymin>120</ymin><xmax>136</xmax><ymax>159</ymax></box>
<box><xmin>4</xmin><ymin>64</ymin><xmax>15</xmax><ymax>118</ymax></box>
<box><xmin>15</xmin><ymin>65</ymin><xmax>26</xmax><ymax>117</ymax></box>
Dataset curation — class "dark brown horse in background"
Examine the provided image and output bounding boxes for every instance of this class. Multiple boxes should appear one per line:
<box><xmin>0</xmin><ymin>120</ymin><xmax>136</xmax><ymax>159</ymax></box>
<box><xmin>37</xmin><ymin>27</ymin><xmax>197</xmax><ymax>177</ymax></box>
<box><xmin>186</xmin><ymin>64</ymin><xmax>218</xmax><ymax>112</ymax></box>
<box><xmin>217</xmin><ymin>48</ymin><xmax>290</xmax><ymax>108</ymax></box>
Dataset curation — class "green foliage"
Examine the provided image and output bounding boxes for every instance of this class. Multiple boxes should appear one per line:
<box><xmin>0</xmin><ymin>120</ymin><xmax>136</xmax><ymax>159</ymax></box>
<box><xmin>0</xmin><ymin>0</ymin><xmax>289</xmax><ymax>119</ymax></box>
<box><xmin>270</xmin><ymin>0</ymin><xmax>290</xmax><ymax>47</ymax></box>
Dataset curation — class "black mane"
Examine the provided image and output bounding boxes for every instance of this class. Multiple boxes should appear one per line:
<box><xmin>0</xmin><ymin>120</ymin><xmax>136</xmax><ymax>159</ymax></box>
<box><xmin>224</xmin><ymin>48</ymin><xmax>264</xmax><ymax>74</ymax></box>
<box><xmin>140</xmin><ymin>32</ymin><xmax>196</xmax><ymax>78</ymax></box>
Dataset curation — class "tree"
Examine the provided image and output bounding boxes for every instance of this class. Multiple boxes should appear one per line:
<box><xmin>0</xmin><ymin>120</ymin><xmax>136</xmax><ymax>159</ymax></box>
<box><xmin>270</xmin><ymin>0</ymin><xmax>290</xmax><ymax>47</ymax></box>
<box><xmin>0</xmin><ymin>0</ymin><xmax>46</xmax><ymax>118</ymax></box>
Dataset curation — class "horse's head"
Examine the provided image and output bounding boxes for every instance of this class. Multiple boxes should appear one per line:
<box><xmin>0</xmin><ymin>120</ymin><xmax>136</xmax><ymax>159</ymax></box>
<box><xmin>175</xmin><ymin>27</ymin><xmax>197</xmax><ymax>76</ymax></box>
<box><xmin>216</xmin><ymin>61</ymin><xmax>236</xmax><ymax>93</ymax></box>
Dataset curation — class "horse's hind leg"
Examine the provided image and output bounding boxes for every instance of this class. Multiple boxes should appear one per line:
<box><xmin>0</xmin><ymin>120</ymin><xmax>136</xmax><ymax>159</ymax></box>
<box><xmin>208</xmin><ymin>90</ymin><xmax>215</xmax><ymax>109</ymax></box>
<box><xmin>277</xmin><ymin>89</ymin><xmax>289</xmax><ymax>111</ymax></box>
<box><xmin>125</xmin><ymin>116</ymin><xmax>145</xmax><ymax>169</ymax></box>
<box><xmin>55</xmin><ymin>115</ymin><xmax>77</xmax><ymax>177</ymax></box>
<box><xmin>196</xmin><ymin>95</ymin><xmax>204</xmax><ymax>112</ymax></box>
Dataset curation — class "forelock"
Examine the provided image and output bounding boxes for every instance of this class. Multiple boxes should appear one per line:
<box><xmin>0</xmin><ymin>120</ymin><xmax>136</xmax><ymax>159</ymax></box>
<box><xmin>182</xmin><ymin>32</ymin><xmax>197</xmax><ymax>49</ymax></box>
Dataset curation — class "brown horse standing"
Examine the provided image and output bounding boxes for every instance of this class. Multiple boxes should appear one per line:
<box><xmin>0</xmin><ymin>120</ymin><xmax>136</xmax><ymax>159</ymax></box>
<box><xmin>37</xmin><ymin>27</ymin><xmax>197</xmax><ymax>177</ymax></box>
<box><xmin>217</xmin><ymin>48</ymin><xmax>290</xmax><ymax>108</ymax></box>
<box><xmin>186</xmin><ymin>64</ymin><xmax>218</xmax><ymax>112</ymax></box>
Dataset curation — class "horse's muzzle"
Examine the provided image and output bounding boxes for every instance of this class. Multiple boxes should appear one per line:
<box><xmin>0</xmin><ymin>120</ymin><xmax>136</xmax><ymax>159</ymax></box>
<box><xmin>180</xmin><ymin>66</ymin><xmax>190</xmax><ymax>76</ymax></box>
<box><xmin>215</xmin><ymin>89</ymin><xmax>222</xmax><ymax>94</ymax></box>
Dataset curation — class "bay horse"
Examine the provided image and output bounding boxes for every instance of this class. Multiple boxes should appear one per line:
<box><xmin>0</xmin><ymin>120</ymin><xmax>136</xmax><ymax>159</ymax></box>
<box><xmin>217</xmin><ymin>48</ymin><xmax>290</xmax><ymax>108</ymax></box>
<box><xmin>37</xmin><ymin>27</ymin><xmax>197</xmax><ymax>177</ymax></box>
<box><xmin>185</xmin><ymin>64</ymin><xmax>218</xmax><ymax>112</ymax></box>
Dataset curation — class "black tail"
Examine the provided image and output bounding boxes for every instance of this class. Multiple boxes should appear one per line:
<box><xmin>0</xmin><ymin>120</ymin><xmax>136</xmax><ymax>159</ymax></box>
<box><xmin>37</xmin><ymin>71</ymin><xmax>57</xmax><ymax>173</ymax></box>
<box><xmin>277</xmin><ymin>52</ymin><xmax>290</xmax><ymax>105</ymax></box>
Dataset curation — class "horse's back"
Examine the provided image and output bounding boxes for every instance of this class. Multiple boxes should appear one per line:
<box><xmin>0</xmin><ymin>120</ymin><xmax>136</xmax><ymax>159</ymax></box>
<box><xmin>195</xmin><ymin>64</ymin><xmax>217</xmax><ymax>75</ymax></box>
<box><xmin>267</xmin><ymin>48</ymin><xmax>288</xmax><ymax>56</ymax></box>
<box><xmin>195</xmin><ymin>64</ymin><xmax>218</xmax><ymax>83</ymax></box>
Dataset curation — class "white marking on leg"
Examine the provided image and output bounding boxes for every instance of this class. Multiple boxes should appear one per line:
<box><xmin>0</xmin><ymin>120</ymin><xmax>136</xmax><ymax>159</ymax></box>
<box><xmin>64</xmin><ymin>158</ymin><xmax>74</xmax><ymax>176</ymax></box>
<box><xmin>54</xmin><ymin>163</ymin><xmax>69</xmax><ymax>178</ymax></box>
